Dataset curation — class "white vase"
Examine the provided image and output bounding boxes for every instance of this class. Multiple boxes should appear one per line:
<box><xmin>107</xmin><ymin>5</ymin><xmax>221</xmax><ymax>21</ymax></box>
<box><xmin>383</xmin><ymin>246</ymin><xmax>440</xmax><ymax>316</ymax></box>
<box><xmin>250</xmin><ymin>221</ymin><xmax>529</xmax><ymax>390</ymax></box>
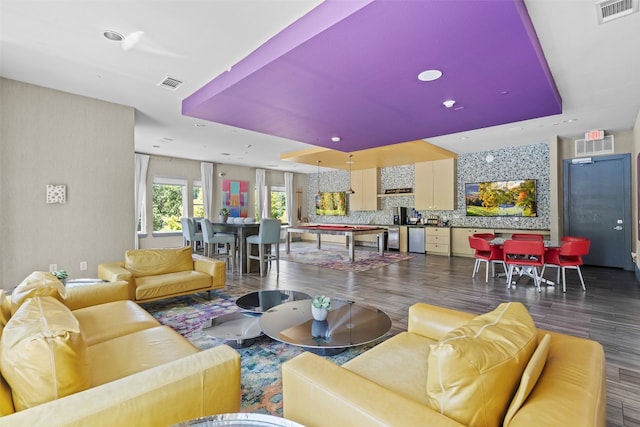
<box><xmin>311</xmin><ymin>306</ymin><xmax>328</xmax><ymax>321</ymax></box>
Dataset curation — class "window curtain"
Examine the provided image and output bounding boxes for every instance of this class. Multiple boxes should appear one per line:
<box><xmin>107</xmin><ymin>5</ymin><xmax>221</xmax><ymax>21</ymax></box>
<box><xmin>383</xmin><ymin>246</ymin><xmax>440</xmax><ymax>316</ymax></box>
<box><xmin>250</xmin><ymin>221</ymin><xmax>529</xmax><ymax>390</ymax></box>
<box><xmin>134</xmin><ymin>153</ymin><xmax>150</xmax><ymax>249</ymax></box>
<box><xmin>256</xmin><ymin>168</ymin><xmax>267</xmax><ymax>219</ymax></box>
<box><xmin>284</xmin><ymin>172</ymin><xmax>294</xmax><ymax>226</ymax></box>
<box><xmin>201</xmin><ymin>162</ymin><xmax>214</xmax><ymax>220</ymax></box>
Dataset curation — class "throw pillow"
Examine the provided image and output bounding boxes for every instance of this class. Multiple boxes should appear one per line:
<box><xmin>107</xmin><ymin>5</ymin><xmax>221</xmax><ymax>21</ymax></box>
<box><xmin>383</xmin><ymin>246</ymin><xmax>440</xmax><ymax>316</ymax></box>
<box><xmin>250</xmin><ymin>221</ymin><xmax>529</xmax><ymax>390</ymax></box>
<box><xmin>125</xmin><ymin>247</ymin><xmax>194</xmax><ymax>277</ymax></box>
<box><xmin>426</xmin><ymin>302</ymin><xmax>537</xmax><ymax>427</ymax></box>
<box><xmin>10</xmin><ymin>271</ymin><xmax>66</xmax><ymax>315</ymax></box>
<box><xmin>0</xmin><ymin>296</ymin><xmax>90</xmax><ymax>411</ymax></box>
<box><xmin>502</xmin><ymin>333</ymin><xmax>551</xmax><ymax>426</ymax></box>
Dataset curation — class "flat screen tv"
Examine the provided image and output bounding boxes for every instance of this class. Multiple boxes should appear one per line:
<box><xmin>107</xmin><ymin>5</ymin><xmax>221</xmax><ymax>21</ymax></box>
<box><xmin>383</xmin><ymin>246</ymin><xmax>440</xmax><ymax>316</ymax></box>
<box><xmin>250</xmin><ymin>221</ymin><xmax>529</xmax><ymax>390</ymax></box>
<box><xmin>315</xmin><ymin>192</ymin><xmax>347</xmax><ymax>216</ymax></box>
<box><xmin>465</xmin><ymin>179</ymin><xmax>537</xmax><ymax>217</ymax></box>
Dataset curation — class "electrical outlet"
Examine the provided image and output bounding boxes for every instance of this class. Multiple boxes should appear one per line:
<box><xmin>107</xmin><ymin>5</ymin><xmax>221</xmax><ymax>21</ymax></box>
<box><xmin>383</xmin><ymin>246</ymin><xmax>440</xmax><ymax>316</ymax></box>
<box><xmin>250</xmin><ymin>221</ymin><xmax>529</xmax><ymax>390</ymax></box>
<box><xmin>80</xmin><ymin>261</ymin><xmax>87</xmax><ymax>271</ymax></box>
<box><xmin>49</xmin><ymin>264</ymin><xmax>57</xmax><ymax>272</ymax></box>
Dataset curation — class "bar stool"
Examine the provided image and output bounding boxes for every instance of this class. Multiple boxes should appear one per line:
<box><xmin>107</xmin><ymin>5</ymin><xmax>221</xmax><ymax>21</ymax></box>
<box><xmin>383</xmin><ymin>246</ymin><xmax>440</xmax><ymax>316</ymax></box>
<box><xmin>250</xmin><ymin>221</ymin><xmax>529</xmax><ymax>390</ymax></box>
<box><xmin>246</xmin><ymin>219</ymin><xmax>281</xmax><ymax>276</ymax></box>
<box><xmin>200</xmin><ymin>218</ymin><xmax>236</xmax><ymax>272</ymax></box>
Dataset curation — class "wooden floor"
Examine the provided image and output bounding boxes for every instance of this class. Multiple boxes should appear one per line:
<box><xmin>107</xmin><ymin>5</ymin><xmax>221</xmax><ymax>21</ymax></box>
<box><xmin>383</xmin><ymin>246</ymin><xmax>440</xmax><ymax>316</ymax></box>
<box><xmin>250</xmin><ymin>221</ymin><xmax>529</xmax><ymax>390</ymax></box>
<box><xmin>223</xmin><ymin>242</ymin><xmax>640</xmax><ymax>427</ymax></box>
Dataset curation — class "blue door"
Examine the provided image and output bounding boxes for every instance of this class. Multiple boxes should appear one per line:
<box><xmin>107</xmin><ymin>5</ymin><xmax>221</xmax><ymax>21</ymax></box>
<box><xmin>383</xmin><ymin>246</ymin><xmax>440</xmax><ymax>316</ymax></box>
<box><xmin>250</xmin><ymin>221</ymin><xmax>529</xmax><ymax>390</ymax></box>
<box><xmin>563</xmin><ymin>153</ymin><xmax>632</xmax><ymax>270</ymax></box>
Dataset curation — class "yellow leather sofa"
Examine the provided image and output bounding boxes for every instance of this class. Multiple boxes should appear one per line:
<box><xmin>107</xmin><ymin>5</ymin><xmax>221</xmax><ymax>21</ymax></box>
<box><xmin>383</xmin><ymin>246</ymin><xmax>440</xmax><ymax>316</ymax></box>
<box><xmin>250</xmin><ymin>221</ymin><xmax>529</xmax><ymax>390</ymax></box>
<box><xmin>0</xmin><ymin>272</ymin><xmax>241</xmax><ymax>427</ymax></box>
<box><xmin>97</xmin><ymin>246</ymin><xmax>227</xmax><ymax>303</ymax></box>
<box><xmin>282</xmin><ymin>302</ymin><xmax>606</xmax><ymax>427</ymax></box>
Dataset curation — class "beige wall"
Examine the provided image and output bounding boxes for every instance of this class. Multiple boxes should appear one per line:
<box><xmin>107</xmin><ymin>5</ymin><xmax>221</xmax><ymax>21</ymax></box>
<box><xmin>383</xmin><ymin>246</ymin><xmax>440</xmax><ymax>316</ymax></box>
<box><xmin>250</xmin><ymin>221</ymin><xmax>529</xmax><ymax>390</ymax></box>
<box><xmin>138</xmin><ymin>155</ymin><xmax>308</xmax><ymax>249</ymax></box>
<box><xmin>0</xmin><ymin>78</ymin><xmax>135</xmax><ymax>288</ymax></box>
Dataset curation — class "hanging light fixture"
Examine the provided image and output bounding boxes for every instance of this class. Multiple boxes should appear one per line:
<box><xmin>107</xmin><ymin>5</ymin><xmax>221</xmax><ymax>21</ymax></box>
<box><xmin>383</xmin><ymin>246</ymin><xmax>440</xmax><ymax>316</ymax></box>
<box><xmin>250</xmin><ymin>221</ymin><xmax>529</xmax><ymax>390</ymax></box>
<box><xmin>316</xmin><ymin>160</ymin><xmax>322</xmax><ymax>196</ymax></box>
<box><xmin>347</xmin><ymin>154</ymin><xmax>355</xmax><ymax>194</ymax></box>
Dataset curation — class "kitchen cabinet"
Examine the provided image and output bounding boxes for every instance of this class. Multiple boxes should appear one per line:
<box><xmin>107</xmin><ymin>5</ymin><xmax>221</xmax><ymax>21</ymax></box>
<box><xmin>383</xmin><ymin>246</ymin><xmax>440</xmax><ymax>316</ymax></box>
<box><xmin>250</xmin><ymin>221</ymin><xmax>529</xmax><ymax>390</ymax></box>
<box><xmin>426</xmin><ymin>227</ymin><xmax>450</xmax><ymax>256</ymax></box>
<box><xmin>451</xmin><ymin>228</ymin><xmax>495</xmax><ymax>257</ymax></box>
<box><xmin>414</xmin><ymin>159</ymin><xmax>455</xmax><ymax>210</ymax></box>
<box><xmin>349</xmin><ymin>168</ymin><xmax>379</xmax><ymax>211</ymax></box>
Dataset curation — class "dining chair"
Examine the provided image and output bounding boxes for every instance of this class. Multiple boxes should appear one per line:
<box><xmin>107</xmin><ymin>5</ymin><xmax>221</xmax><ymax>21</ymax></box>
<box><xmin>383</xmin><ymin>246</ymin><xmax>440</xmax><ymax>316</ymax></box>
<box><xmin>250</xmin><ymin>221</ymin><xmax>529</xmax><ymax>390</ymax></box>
<box><xmin>468</xmin><ymin>236</ymin><xmax>506</xmax><ymax>283</ymax></box>
<box><xmin>246</xmin><ymin>218</ymin><xmax>282</xmax><ymax>276</ymax></box>
<box><xmin>503</xmin><ymin>239</ymin><xmax>545</xmax><ymax>292</ymax></box>
<box><xmin>541</xmin><ymin>238</ymin><xmax>590</xmax><ymax>292</ymax></box>
<box><xmin>180</xmin><ymin>217</ymin><xmax>203</xmax><ymax>253</ymax></box>
<box><xmin>199</xmin><ymin>218</ymin><xmax>236</xmax><ymax>272</ymax></box>
<box><xmin>472</xmin><ymin>233</ymin><xmax>496</xmax><ymax>240</ymax></box>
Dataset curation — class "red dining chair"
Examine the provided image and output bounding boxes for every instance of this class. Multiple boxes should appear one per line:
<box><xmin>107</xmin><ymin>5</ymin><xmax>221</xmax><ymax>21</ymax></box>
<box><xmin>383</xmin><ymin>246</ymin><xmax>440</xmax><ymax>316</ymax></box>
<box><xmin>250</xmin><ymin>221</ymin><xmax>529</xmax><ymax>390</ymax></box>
<box><xmin>541</xmin><ymin>238</ymin><xmax>590</xmax><ymax>292</ymax></box>
<box><xmin>468</xmin><ymin>236</ymin><xmax>506</xmax><ymax>283</ymax></box>
<box><xmin>503</xmin><ymin>239</ymin><xmax>545</xmax><ymax>292</ymax></box>
<box><xmin>472</xmin><ymin>233</ymin><xmax>496</xmax><ymax>240</ymax></box>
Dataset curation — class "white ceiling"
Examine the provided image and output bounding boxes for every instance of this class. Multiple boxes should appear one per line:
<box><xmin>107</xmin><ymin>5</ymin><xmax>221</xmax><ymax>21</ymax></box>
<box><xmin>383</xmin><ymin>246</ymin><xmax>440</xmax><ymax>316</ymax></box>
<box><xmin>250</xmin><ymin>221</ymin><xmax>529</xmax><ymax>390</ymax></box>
<box><xmin>1</xmin><ymin>0</ymin><xmax>639</xmax><ymax>174</ymax></box>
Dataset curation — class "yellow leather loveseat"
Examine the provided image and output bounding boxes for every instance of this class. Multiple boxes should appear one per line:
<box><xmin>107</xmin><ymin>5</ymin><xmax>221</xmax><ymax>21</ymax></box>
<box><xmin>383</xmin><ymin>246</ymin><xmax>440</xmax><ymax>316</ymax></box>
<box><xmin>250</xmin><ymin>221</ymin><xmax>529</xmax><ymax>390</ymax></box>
<box><xmin>283</xmin><ymin>302</ymin><xmax>606</xmax><ymax>427</ymax></box>
<box><xmin>98</xmin><ymin>246</ymin><xmax>227</xmax><ymax>303</ymax></box>
<box><xmin>0</xmin><ymin>272</ymin><xmax>241</xmax><ymax>427</ymax></box>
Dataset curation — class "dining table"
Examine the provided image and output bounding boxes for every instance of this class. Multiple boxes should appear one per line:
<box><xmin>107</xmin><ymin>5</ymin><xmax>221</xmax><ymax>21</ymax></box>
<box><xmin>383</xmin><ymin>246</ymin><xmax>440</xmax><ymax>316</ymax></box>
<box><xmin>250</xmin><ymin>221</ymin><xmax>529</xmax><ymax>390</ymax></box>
<box><xmin>210</xmin><ymin>222</ymin><xmax>260</xmax><ymax>274</ymax></box>
<box><xmin>489</xmin><ymin>237</ymin><xmax>560</xmax><ymax>287</ymax></box>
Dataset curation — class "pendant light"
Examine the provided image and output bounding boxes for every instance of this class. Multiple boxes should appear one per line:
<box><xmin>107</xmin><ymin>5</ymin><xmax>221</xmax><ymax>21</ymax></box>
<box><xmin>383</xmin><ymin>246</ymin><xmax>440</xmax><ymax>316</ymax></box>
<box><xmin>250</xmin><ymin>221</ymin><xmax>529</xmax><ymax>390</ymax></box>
<box><xmin>316</xmin><ymin>160</ymin><xmax>322</xmax><ymax>196</ymax></box>
<box><xmin>347</xmin><ymin>154</ymin><xmax>355</xmax><ymax>194</ymax></box>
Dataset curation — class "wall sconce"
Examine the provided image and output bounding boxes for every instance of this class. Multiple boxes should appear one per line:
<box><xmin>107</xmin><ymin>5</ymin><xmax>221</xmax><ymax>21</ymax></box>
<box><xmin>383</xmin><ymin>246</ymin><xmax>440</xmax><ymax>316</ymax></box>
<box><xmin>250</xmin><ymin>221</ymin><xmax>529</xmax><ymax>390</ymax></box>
<box><xmin>46</xmin><ymin>184</ymin><xmax>66</xmax><ymax>204</ymax></box>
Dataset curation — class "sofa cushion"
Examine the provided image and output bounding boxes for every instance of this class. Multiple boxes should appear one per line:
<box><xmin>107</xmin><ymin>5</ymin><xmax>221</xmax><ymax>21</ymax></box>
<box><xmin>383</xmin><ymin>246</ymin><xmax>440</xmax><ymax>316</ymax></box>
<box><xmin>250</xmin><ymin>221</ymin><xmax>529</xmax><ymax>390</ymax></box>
<box><xmin>88</xmin><ymin>325</ymin><xmax>198</xmax><ymax>387</ymax></box>
<box><xmin>503</xmin><ymin>333</ymin><xmax>551</xmax><ymax>426</ymax></box>
<box><xmin>10</xmin><ymin>271</ymin><xmax>66</xmax><ymax>315</ymax></box>
<box><xmin>134</xmin><ymin>271</ymin><xmax>212</xmax><ymax>301</ymax></box>
<box><xmin>343</xmin><ymin>331</ymin><xmax>436</xmax><ymax>405</ymax></box>
<box><xmin>125</xmin><ymin>247</ymin><xmax>194</xmax><ymax>278</ymax></box>
<box><xmin>0</xmin><ymin>289</ymin><xmax>10</xmax><ymax>325</ymax></box>
<box><xmin>426</xmin><ymin>302</ymin><xmax>537</xmax><ymax>427</ymax></box>
<box><xmin>72</xmin><ymin>300</ymin><xmax>160</xmax><ymax>346</ymax></box>
<box><xmin>0</xmin><ymin>297</ymin><xmax>90</xmax><ymax>411</ymax></box>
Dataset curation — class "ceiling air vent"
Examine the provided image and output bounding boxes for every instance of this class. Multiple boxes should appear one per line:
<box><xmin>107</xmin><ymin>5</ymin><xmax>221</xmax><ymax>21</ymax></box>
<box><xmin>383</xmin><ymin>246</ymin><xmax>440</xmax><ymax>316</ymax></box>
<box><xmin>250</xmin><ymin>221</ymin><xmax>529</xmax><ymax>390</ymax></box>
<box><xmin>596</xmin><ymin>0</ymin><xmax>638</xmax><ymax>24</ymax></box>
<box><xmin>575</xmin><ymin>135</ymin><xmax>614</xmax><ymax>157</ymax></box>
<box><xmin>158</xmin><ymin>76</ymin><xmax>183</xmax><ymax>91</ymax></box>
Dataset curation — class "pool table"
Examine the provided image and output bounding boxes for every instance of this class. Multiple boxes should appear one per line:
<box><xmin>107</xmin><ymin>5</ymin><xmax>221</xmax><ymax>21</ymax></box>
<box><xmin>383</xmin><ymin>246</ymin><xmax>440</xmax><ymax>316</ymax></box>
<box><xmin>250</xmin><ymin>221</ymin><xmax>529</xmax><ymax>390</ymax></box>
<box><xmin>286</xmin><ymin>225</ymin><xmax>387</xmax><ymax>262</ymax></box>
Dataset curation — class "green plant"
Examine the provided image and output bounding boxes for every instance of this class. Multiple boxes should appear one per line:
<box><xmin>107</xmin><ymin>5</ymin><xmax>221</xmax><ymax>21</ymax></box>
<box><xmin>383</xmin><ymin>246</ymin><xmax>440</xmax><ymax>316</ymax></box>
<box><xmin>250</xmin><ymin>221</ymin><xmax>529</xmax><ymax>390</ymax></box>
<box><xmin>219</xmin><ymin>207</ymin><xmax>231</xmax><ymax>216</ymax></box>
<box><xmin>52</xmin><ymin>270</ymin><xmax>68</xmax><ymax>280</ymax></box>
<box><xmin>312</xmin><ymin>295</ymin><xmax>331</xmax><ymax>310</ymax></box>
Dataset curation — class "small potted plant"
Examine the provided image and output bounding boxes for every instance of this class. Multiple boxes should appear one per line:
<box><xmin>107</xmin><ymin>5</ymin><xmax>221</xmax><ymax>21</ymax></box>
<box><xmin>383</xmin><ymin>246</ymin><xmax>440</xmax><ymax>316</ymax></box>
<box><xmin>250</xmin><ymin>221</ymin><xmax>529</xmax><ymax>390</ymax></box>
<box><xmin>311</xmin><ymin>295</ymin><xmax>331</xmax><ymax>321</ymax></box>
<box><xmin>52</xmin><ymin>270</ymin><xmax>68</xmax><ymax>285</ymax></box>
<box><xmin>219</xmin><ymin>207</ymin><xmax>231</xmax><ymax>223</ymax></box>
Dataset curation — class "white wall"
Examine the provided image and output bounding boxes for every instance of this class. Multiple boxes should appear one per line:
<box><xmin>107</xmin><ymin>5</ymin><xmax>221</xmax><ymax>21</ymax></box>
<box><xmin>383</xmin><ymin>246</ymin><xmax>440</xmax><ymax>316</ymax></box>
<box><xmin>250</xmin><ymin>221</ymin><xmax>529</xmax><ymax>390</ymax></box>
<box><xmin>0</xmin><ymin>78</ymin><xmax>135</xmax><ymax>288</ymax></box>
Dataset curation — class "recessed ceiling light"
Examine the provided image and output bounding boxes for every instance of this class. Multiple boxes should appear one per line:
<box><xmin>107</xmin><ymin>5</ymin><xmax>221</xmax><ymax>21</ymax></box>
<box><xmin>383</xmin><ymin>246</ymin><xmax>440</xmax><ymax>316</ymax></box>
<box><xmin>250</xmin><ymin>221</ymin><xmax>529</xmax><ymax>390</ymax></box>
<box><xmin>459</xmin><ymin>136</ymin><xmax>469</xmax><ymax>140</ymax></box>
<box><xmin>331</xmin><ymin>136</ymin><xmax>341</xmax><ymax>142</ymax></box>
<box><xmin>499</xmin><ymin>90</ymin><xmax>510</xmax><ymax>95</ymax></box>
<box><xmin>443</xmin><ymin>99</ymin><xmax>456</xmax><ymax>108</ymax></box>
<box><xmin>103</xmin><ymin>30</ymin><xmax>124</xmax><ymax>41</ymax></box>
<box><xmin>194</xmin><ymin>123</ymin><xmax>206</xmax><ymax>127</ymax></box>
<box><xmin>418</xmin><ymin>69</ymin><xmax>443</xmax><ymax>82</ymax></box>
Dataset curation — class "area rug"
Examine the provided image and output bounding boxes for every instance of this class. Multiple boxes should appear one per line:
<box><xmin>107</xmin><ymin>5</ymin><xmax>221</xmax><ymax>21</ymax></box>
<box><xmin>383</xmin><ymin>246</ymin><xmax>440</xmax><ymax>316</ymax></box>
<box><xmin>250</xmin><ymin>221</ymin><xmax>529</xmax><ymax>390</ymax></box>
<box><xmin>141</xmin><ymin>293</ymin><xmax>388</xmax><ymax>416</ymax></box>
<box><xmin>282</xmin><ymin>246</ymin><xmax>414</xmax><ymax>272</ymax></box>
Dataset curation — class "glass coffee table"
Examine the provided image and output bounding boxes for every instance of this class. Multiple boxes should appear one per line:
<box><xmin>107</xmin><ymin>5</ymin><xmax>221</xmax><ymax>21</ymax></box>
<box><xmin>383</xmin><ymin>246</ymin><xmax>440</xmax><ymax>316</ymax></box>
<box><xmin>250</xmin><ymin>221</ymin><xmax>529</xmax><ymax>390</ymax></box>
<box><xmin>236</xmin><ymin>290</ymin><xmax>310</xmax><ymax>314</ymax></box>
<box><xmin>259</xmin><ymin>299</ymin><xmax>391</xmax><ymax>355</ymax></box>
<box><xmin>203</xmin><ymin>290</ymin><xmax>310</xmax><ymax>348</ymax></box>
<box><xmin>172</xmin><ymin>413</ymin><xmax>304</xmax><ymax>426</ymax></box>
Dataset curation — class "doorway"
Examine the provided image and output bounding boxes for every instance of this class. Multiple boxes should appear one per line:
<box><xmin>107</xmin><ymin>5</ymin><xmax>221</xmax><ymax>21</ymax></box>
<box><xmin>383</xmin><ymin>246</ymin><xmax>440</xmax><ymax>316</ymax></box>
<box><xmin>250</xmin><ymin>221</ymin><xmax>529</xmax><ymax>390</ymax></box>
<box><xmin>563</xmin><ymin>153</ymin><xmax>633</xmax><ymax>270</ymax></box>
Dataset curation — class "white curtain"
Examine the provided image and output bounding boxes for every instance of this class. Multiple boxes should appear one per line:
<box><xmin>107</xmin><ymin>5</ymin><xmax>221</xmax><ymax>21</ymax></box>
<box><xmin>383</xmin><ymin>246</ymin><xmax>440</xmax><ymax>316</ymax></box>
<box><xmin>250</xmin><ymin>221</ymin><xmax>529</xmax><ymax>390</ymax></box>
<box><xmin>201</xmin><ymin>162</ymin><xmax>214</xmax><ymax>220</ymax></box>
<box><xmin>256</xmin><ymin>168</ymin><xmax>267</xmax><ymax>219</ymax></box>
<box><xmin>134</xmin><ymin>153</ymin><xmax>150</xmax><ymax>249</ymax></box>
<box><xmin>284</xmin><ymin>172</ymin><xmax>294</xmax><ymax>225</ymax></box>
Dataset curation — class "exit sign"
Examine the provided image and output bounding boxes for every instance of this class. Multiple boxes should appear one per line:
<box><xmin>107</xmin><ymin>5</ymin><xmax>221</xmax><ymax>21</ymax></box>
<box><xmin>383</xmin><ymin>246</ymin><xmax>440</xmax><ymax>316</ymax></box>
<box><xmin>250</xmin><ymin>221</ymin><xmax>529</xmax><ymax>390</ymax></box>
<box><xmin>585</xmin><ymin>130</ymin><xmax>604</xmax><ymax>141</ymax></box>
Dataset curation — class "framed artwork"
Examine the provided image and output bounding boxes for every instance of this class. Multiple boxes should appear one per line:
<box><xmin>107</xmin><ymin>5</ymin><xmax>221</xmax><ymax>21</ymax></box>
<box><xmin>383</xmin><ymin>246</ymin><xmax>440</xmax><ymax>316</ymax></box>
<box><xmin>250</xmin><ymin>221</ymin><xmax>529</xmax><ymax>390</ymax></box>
<box><xmin>315</xmin><ymin>192</ymin><xmax>347</xmax><ymax>216</ymax></box>
<box><xmin>222</xmin><ymin>179</ymin><xmax>249</xmax><ymax>217</ymax></box>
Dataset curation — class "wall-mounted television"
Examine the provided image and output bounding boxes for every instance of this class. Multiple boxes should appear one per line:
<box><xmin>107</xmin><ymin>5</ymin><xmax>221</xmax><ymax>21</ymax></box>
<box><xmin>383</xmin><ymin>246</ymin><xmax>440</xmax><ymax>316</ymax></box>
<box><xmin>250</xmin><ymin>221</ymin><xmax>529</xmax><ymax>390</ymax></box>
<box><xmin>465</xmin><ymin>179</ymin><xmax>537</xmax><ymax>217</ymax></box>
<box><xmin>315</xmin><ymin>192</ymin><xmax>347</xmax><ymax>216</ymax></box>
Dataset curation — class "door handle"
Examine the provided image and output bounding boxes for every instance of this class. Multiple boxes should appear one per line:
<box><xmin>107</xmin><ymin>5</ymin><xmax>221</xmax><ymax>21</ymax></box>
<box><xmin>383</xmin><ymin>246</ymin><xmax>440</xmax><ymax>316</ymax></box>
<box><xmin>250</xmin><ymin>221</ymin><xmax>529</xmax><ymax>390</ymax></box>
<box><xmin>613</xmin><ymin>225</ymin><xmax>623</xmax><ymax>230</ymax></box>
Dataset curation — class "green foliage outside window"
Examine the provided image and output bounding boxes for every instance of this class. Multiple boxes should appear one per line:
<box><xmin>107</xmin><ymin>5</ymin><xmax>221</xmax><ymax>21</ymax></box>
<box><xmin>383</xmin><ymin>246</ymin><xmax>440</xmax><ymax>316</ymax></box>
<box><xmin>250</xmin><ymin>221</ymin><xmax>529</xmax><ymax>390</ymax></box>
<box><xmin>271</xmin><ymin>191</ymin><xmax>287</xmax><ymax>222</ymax></box>
<box><xmin>152</xmin><ymin>184</ymin><xmax>184</xmax><ymax>231</ymax></box>
<box><xmin>193</xmin><ymin>186</ymin><xmax>204</xmax><ymax>218</ymax></box>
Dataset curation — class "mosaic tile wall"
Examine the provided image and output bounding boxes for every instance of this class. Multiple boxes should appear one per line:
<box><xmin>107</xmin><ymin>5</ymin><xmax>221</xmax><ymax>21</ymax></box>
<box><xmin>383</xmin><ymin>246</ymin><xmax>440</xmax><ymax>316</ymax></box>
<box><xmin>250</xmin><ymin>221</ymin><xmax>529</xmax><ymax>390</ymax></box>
<box><xmin>307</xmin><ymin>143</ymin><xmax>550</xmax><ymax>229</ymax></box>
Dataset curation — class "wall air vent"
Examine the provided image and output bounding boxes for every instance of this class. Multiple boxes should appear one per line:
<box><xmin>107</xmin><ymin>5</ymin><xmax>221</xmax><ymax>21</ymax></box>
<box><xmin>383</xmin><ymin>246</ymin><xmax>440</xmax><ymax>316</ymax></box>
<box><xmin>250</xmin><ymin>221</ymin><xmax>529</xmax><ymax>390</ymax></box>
<box><xmin>158</xmin><ymin>77</ymin><xmax>183</xmax><ymax>91</ymax></box>
<box><xmin>596</xmin><ymin>0</ymin><xmax>638</xmax><ymax>24</ymax></box>
<box><xmin>575</xmin><ymin>135</ymin><xmax>614</xmax><ymax>157</ymax></box>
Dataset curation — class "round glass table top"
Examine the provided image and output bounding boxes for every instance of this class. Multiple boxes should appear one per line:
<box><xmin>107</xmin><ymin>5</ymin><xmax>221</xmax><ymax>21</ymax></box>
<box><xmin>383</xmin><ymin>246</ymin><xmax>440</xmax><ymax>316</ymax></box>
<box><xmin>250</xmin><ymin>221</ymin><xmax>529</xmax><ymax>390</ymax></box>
<box><xmin>235</xmin><ymin>290</ymin><xmax>311</xmax><ymax>314</ymax></box>
<box><xmin>172</xmin><ymin>413</ymin><xmax>305</xmax><ymax>427</ymax></box>
<box><xmin>259</xmin><ymin>299</ymin><xmax>391</xmax><ymax>352</ymax></box>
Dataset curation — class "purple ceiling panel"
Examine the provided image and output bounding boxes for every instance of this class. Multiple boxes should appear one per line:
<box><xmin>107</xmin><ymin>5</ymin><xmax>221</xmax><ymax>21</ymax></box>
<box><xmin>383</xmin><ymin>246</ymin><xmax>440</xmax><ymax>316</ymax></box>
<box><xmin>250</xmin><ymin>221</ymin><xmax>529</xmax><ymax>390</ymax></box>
<box><xmin>182</xmin><ymin>0</ymin><xmax>561</xmax><ymax>153</ymax></box>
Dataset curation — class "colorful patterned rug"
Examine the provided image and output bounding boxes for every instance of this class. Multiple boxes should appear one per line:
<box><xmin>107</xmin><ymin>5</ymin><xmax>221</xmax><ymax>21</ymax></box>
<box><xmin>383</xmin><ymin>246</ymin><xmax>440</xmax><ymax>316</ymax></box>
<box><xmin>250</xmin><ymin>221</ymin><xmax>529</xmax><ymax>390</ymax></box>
<box><xmin>141</xmin><ymin>293</ymin><xmax>388</xmax><ymax>416</ymax></box>
<box><xmin>282</xmin><ymin>246</ymin><xmax>414</xmax><ymax>272</ymax></box>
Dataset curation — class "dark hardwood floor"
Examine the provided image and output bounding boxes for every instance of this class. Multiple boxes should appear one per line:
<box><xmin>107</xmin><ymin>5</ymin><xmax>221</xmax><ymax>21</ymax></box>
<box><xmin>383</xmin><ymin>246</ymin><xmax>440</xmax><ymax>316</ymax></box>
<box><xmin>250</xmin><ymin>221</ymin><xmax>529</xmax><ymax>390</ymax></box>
<box><xmin>223</xmin><ymin>242</ymin><xmax>640</xmax><ymax>427</ymax></box>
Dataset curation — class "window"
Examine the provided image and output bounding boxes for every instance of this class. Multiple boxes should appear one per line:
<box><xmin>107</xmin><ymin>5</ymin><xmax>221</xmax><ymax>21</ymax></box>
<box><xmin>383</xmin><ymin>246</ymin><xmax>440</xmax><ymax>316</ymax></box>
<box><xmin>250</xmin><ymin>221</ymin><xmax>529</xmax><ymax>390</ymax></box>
<box><xmin>193</xmin><ymin>180</ymin><xmax>204</xmax><ymax>218</ymax></box>
<box><xmin>152</xmin><ymin>177</ymin><xmax>187</xmax><ymax>232</ymax></box>
<box><xmin>271</xmin><ymin>186</ymin><xmax>287</xmax><ymax>223</ymax></box>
